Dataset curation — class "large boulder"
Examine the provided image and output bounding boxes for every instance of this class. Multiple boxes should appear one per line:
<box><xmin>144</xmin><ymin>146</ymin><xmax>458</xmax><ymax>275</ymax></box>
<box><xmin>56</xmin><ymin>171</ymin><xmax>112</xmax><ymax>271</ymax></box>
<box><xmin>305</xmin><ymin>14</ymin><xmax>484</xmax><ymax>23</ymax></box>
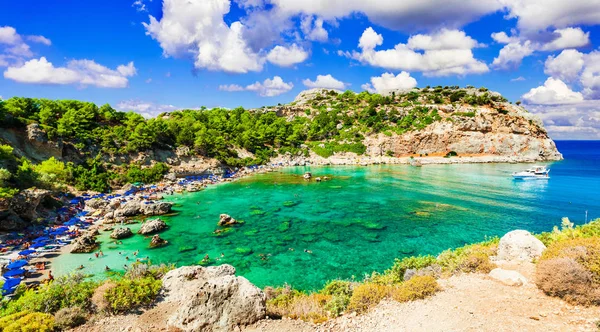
<box><xmin>70</xmin><ymin>234</ymin><xmax>98</xmax><ymax>253</ymax></box>
<box><xmin>140</xmin><ymin>202</ymin><xmax>172</xmax><ymax>216</ymax></box>
<box><xmin>8</xmin><ymin>188</ymin><xmax>52</xmax><ymax>222</ymax></box>
<box><xmin>110</xmin><ymin>227</ymin><xmax>133</xmax><ymax>239</ymax></box>
<box><xmin>85</xmin><ymin>198</ymin><xmax>108</xmax><ymax>211</ymax></box>
<box><xmin>218</xmin><ymin>214</ymin><xmax>238</xmax><ymax>226</ymax></box>
<box><xmin>114</xmin><ymin>200</ymin><xmax>143</xmax><ymax>217</ymax></box>
<box><xmin>160</xmin><ymin>265</ymin><xmax>265</xmax><ymax>331</ymax></box>
<box><xmin>139</xmin><ymin>218</ymin><xmax>167</xmax><ymax>235</ymax></box>
<box><xmin>488</xmin><ymin>268</ymin><xmax>528</xmax><ymax>286</ymax></box>
<box><xmin>149</xmin><ymin>234</ymin><xmax>168</xmax><ymax>248</ymax></box>
<box><xmin>497</xmin><ymin>230</ymin><xmax>546</xmax><ymax>262</ymax></box>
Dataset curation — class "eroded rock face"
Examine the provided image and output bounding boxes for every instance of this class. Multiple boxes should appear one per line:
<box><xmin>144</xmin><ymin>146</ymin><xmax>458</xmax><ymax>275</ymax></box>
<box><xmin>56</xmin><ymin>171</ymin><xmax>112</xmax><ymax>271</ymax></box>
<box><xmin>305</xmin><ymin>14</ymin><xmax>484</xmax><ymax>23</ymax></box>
<box><xmin>160</xmin><ymin>265</ymin><xmax>266</xmax><ymax>332</ymax></box>
<box><xmin>70</xmin><ymin>234</ymin><xmax>98</xmax><ymax>253</ymax></box>
<box><xmin>138</xmin><ymin>218</ymin><xmax>167</xmax><ymax>235</ymax></box>
<box><xmin>85</xmin><ymin>198</ymin><xmax>108</xmax><ymax>210</ymax></box>
<box><xmin>140</xmin><ymin>202</ymin><xmax>172</xmax><ymax>216</ymax></box>
<box><xmin>113</xmin><ymin>200</ymin><xmax>172</xmax><ymax>218</ymax></box>
<box><xmin>497</xmin><ymin>230</ymin><xmax>546</xmax><ymax>262</ymax></box>
<box><xmin>110</xmin><ymin>227</ymin><xmax>133</xmax><ymax>239</ymax></box>
<box><xmin>149</xmin><ymin>234</ymin><xmax>168</xmax><ymax>248</ymax></box>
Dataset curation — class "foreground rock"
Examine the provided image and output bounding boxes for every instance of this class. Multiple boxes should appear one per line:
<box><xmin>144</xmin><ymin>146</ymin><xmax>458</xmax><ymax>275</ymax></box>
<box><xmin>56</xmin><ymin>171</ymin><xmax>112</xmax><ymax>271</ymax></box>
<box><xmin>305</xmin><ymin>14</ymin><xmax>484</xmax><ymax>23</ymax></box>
<box><xmin>70</xmin><ymin>233</ymin><xmax>98</xmax><ymax>253</ymax></box>
<box><xmin>488</xmin><ymin>268</ymin><xmax>527</xmax><ymax>286</ymax></box>
<box><xmin>1</xmin><ymin>188</ymin><xmax>52</xmax><ymax>231</ymax></box>
<box><xmin>138</xmin><ymin>218</ymin><xmax>167</xmax><ymax>235</ymax></box>
<box><xmin>497</xmin><ymin>230</ymin><xmax>546</xmax><ymax>262</ymax></box>
<box><xmin>218</xmin><ymin>214</ymin><xmax>238</xmax><ymax>226</ymax></box>
<box><xmin>150</xmin><ymin>234</ymin><xmax>168</xmax><ymax>248</ymax></box>
<box><xmin>110</xmin><ymin>227</ymin><xmax>133</xmax><ymax>239</ymax></box>
<box><xmin>160</xmin><ymin>265</ymin><xmax>265</xmax><ymax>331</ymax></box>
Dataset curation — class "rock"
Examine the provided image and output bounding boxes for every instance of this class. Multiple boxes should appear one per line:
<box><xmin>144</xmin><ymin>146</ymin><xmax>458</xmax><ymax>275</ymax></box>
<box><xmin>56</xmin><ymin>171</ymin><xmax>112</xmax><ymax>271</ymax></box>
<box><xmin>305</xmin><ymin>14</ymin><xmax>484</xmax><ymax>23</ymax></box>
<box><xmin>114</xmin><ymin>200</ymin><xmax>142</xmax><ymax>217</ymax></box>
<box><xmin>0</xmin><ymin>212</ymin><xmax>27</xmax><ymax>232</ymax></box>
<box><xmin>403</xmin><ymin>265</ymin><xmax>442</xmax><ymax>281</ymax></box>
<box><xmin>121</xmin><ymin>183</ymin><xmax>138</xmax><ymax>193</ymax></box>
<box><xmin>150</xmin><ymin>234</ymin><xmax>168</xmax><ymax>248</ymax></box>
<box><xmin>70</xmin><ymin>234</ymin><xmax>98</xmax><ymax>253</ymax></box>
<box><xmin>7</xmin><ymin>188</ymin><xmax>52</xmax><ymax>222</ymax></box>
<box><xmin>140</xmin><ymin>202</ymin><xmax>173</xmax><ymax>216</ymax></box>
<box><xmin>164</xmin><ymin>172</ymin><xmax>177</xmax><ymax>181</ymax></box>
<box><xmin>160</xmin><ymin>265</ymin><xmax>266</xmax><ymax>331</ymax></box>
<box><xmin>497</xmin><ymin>230</ymin><xmax>546</xmax><ymax>262</ymax></box>
<box><xmin>489</xmin><ymin>268</ymin><xmax>528</xmax><ymax>286</ymax></box>
<box><xmin>85</xmin><ymin>198</ymin><xmax>108</xmax><ymax>210</ymax></box>
<box><xmin>218</xmin><ymin>214</ymin><xmax>238</xmax><ymax>226</ymax></box>
<box><xmin>110</xmin><ymin>227</ymin><xmax>133</xmax><ymax>239</ymax></box>
<box><xmin>138</xmin><ymin>218</ymin><xmax>167</xmax><ymax>235</ymax></box>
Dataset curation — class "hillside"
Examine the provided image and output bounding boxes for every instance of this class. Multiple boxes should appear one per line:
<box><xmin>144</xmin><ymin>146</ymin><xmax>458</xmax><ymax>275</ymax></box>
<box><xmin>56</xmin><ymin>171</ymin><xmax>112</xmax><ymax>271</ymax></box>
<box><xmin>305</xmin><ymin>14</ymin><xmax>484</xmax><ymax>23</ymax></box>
<box><xmin>0</xmin><ymin>86</ymin><xmax>561</xmax><ymax>227</ymax></box>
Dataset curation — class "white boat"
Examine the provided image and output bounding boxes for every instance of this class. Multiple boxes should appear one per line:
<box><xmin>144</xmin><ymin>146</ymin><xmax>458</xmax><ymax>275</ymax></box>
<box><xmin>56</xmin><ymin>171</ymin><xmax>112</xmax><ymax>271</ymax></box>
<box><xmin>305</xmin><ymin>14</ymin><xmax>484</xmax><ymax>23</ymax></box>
<box><xmin>512</xmin><ymin>165</ymin><xmax>550</xmax><ymax>179</ymax></box>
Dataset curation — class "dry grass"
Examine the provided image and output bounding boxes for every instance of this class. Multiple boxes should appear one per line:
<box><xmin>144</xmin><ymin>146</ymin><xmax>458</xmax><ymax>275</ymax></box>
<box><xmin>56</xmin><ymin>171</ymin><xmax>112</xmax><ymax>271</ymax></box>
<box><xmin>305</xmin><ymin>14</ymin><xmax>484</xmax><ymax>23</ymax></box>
<box><xmin>347</xmin><ymin>283</ymin><xmax>390</xmax><ymax>313</ymax></box>
<box><xmin>536</xmin><ymin>258</ymin><xmax>600</xmax><ymax>305</ymax></box>
<box><xmin>391</xmin><ymin>276</ymin><xmax>440</xmax><ymax>302</ymax></box>
<box><xmin>91</xmin><ymin>281</ymin><xmax>117</xmax><ymax>313</ymax></box>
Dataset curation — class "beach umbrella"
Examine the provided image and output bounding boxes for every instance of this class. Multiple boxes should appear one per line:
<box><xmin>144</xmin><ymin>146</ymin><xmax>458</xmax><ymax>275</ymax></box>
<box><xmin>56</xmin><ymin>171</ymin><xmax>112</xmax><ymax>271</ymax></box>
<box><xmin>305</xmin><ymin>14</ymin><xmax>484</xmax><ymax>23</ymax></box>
<box><xmin>3</xmin><ymin>269</ymin><xmax>26</xmax><ymax>277</ymax></box>
<box><xmin>6</xmin><ymin>260</ymin><xmax>27</xmax><ymax>269</ymax></box>
<box><xmin>50</xmin><ymin>229</ymin><xmax>67</xmax><ymax>236</ymax></box>
<box><xmin>18</xmin><ymin>249</ymin><xmax>36</xmax><ymax>256</ymax></box>
<box><xmin>1</xmin><ymin>278</ymin><xmax>21</xmax><ymax>290</ymax></box>
<box><xmin>69</xmin><ymin>199</ymin><xmax>80</xmax><ymax>205</ymax></box>
<box><xmin>33</xmin><ymin>236</ymin><xmax>49</xmax><ymax>242</ymax></box>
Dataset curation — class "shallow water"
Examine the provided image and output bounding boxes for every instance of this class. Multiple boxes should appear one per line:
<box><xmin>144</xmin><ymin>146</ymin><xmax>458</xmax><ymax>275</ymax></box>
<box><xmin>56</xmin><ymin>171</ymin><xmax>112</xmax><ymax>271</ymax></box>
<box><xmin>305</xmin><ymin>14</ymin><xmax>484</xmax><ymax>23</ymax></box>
<box><xmin>53</xmin><ymin>141</ymin><xmax>600</xmax><ymax>290</ymax></box>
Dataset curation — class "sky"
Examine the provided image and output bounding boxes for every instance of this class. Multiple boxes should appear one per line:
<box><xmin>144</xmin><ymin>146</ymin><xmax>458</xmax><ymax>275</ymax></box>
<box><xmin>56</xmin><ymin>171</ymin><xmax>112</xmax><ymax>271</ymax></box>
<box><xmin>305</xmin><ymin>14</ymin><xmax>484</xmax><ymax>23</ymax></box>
<box><xmin>1</xmin><ymin>0</ymin><xmax>600</xmax><ymax>139</ymax></box>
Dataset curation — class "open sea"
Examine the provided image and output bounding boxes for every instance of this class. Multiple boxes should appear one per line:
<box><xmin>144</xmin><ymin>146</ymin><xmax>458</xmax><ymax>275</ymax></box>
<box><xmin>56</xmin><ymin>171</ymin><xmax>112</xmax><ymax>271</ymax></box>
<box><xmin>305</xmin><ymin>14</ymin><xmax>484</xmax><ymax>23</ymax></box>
<box><xmin>53</xmin><ymin>141</ymin><xmax>600</xmax><ymax>290</ymax></box>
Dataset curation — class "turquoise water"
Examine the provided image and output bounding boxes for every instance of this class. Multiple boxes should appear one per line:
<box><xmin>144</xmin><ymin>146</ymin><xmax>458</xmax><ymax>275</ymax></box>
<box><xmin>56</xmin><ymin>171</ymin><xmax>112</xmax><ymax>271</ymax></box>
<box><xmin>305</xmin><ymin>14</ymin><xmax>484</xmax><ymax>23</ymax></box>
<box><xmin>53</xmin><ymin>141</ymin><xmax>600</xmax><ymax>290</ymax></box>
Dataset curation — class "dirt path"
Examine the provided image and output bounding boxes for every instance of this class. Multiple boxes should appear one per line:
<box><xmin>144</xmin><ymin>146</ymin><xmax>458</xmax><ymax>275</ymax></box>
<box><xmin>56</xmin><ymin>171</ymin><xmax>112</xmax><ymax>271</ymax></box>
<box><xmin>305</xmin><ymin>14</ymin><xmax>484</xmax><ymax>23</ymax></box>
<box><xmin>245</xmin><ymin>264</ymin><xmax>600</xmax><ymax>332</ymax></box>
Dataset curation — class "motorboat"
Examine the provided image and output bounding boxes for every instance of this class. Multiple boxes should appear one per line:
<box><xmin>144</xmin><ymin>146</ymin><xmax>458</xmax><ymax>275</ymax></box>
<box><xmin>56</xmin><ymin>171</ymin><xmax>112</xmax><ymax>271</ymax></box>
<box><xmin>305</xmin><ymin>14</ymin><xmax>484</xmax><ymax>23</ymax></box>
<box><xmin>512</xmin><ymin>165</ymin><xmax>550</xmax><ymax>179</ymax></box>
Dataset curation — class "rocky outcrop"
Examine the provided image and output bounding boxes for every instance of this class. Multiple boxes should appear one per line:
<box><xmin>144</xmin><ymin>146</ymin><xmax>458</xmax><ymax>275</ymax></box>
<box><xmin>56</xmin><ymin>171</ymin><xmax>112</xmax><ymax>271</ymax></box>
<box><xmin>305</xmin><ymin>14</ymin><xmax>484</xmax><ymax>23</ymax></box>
<box><xmin>218</xmin><ymin>214</ymin><xmax>238</xmax><ymax>226</ymax></box>
<box><xmin>488</xmin><ymin>268</ymin><xmax>527</xmax><ymax>286</ymax></box>
<box><xmin>138</xmin><ymin>218</ymin><xmax>167</xmax><ymax>235</ymax></box>
<box><xmin>363</xmin><ymin>104</ymin><xmax>562</xmax><ymax>162</ymax></box>
<box><xmin>160</xmin><ymin>265</ymin><xmax>265</xmax><ymax>331</ymax></box>
<box><xmin>70</xmin><ymin>233</ymin><xmax>98</xmax><ymax>253</ymax></box>
<box><xmin>149</xmin><ymin>234</ymin><xmax>168</xmax><ymax>248</ymax></box>
<box><xmin>85</xmin><ymin>198</ymin><xmax>109</xmax><ymax>211</ymax></box>
<box><xmin>0</xmin><ymin>189</ymin><xmax>53</xmax><ymax>231</ymax></box>
<box><xmin>110</xmin><ymin>227</ymin><xmax>133</xmax><ymax>239</ymax></box>
<box><xmin>497</xmin><ymin>230</ymin><xmax>546</xmax><ymax>262</ymax></box>
<box><xmin>113</xmin><ymin>200</ymin><xmax>172</xmax><ymax>218</ymax></box>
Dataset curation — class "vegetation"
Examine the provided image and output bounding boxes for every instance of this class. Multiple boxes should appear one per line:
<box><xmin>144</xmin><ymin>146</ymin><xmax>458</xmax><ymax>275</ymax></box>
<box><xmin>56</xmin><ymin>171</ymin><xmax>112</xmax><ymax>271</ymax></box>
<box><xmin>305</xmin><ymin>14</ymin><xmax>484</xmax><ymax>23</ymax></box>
<box><xmin>0</xmin><ymin>86</ymin><xmax>515</xmax><ymax>195</ymax></box>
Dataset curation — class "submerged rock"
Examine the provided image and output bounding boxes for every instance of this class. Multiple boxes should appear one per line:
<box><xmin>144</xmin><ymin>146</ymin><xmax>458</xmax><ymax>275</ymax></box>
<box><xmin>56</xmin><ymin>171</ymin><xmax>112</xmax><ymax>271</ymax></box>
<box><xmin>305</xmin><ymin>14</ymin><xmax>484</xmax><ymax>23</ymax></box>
<box><xmin>110</xmin><ymin>227</ymin><xmax>133</xmax><ymax>239</ymax></box>
<box><xmin>138</xmin><ymin>218</ymin><xmax>167</xmax><ymax>235</ymax></box>
<box><xmin>218</xmin><ymin>214</ymin><xmax>238</xmax><ymax>226</ymax></box>
<box><xmin>497</xmin><ymin>230</ymin><xmax>546</xmax><ymax>262</ymax></box>
<box><xmin>160</xmin><ymin>264</ymin><xmax>265</xmax><ymax>331</ymax></box>
<box><xmin>150</xmin><ymin>234</ymin><xmax>168</xmax><ymax>248</ymax></box>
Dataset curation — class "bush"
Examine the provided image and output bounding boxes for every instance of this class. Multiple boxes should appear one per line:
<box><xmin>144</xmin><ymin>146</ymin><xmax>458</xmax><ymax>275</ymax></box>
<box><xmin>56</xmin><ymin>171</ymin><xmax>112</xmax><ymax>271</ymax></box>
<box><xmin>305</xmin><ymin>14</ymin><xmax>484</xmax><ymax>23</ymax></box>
<box><xmin>437</xmin><ymin>241</ymin><xmax>498</xmax><ymax>274</ymax></box>
<box><xmin>1</xmin><ymin>274</ymin><xmax>98</xmax><ymax>316</ymax></box>
<box><xmin>104</xmin><ymin>276</ymin><xmax>162</xmax><ymax>313</ymax></box>
<box><xmin>91</xmin><ymin>281</ymin><xmax>117</xmax><ymax>313</ymax></box>
<box><xmin>536</xmin><ymin>258</ymin><xmax>600</xmax><ymax>305</ymax></box>
<box><xmin>347</xmin><ymin>283</ymin><xmax>390</xmax><ymax>313</ymax></box>
<box><xmin>54</xmin><ymin>306</ymin><xmax>87</xmax><ymax>330</ymax></box>
<box><xmin>386</xmin><ymin>255</ymin><xmax>437</xmax><ymax>283</ymax></box>
<box><xmin>324</xmin><ymin>294</ymin><xmax>350</xmax><ymax>317</ymax></box>
<box><xmin>540</xmin><ymin>237</ymin><xmax>600</xmax><ymax>282</ymax></box>
<box><xmin>0</xmin><ymin>312</ymin><xmax>55</xmax><ymax>332</ymax></box>
<box><xmin>390</xmin><ymin>276</ymin><xmax>439</xmax><ymax>302</ymax></box>
<box><xmin>320</xmin><ymin>280</ymin><xmax>353</xmax><ymax>297</ymax></box>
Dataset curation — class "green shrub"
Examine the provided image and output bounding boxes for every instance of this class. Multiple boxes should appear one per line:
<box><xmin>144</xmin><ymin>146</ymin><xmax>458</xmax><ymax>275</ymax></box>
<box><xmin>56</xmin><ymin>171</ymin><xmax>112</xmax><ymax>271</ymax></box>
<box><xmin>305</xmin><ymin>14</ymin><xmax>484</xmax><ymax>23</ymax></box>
<box><xmin>320</xmin><ymin>280</ymin><xmax>353</xmax><ymax>297</ymax></box>
<box><xmin>437</xmin><ymin>240</ymin><xmax>498</xmax><ymax>274</ymax></box>
<box><xmin>386</xmin><ymin>255</ymin><xmax>437</xmax><ymax>283</ymax></box>
<box><xmin>104</xmin><ymin>276</ymin><xmax>162</xmax><ymax>313</ymax></box>
<box><xmin>1</xmin><ymin>274</ymin><xmax>98</xmax><ymax>316</ymax></box>
<box><xmin>324</xmin><ymin>294</ymin><xmax>350</xmax><ymax>317</ymax></box>
<box><xmin>1</xmin><ymin>312</ymin><xmax>55</xmax><ymax>332</ymax></box>
<box><xmin>54</xmin><ymin>306</ymin><xmax>87</xmax><ymax>330</ymax></box>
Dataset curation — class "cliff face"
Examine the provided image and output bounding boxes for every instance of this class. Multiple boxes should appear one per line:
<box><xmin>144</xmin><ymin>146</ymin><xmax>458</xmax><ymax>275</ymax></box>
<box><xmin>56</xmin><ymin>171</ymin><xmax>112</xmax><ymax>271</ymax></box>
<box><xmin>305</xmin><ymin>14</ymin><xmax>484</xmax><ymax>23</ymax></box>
<box><xmin>363</xmin><ymin>103</ymin><xmax>562</xmax><ymax>161</ymax></box>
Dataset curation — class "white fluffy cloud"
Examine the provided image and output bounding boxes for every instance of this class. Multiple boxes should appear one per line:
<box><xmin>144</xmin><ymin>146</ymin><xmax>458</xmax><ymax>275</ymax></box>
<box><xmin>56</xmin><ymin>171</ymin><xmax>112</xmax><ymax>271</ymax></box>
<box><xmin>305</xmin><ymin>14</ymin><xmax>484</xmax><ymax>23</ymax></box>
<box><xmin>266</xmin><ymin>44</ymin><xmax>309</xmax><ymax>67</ymax></box>
<box><xmin>144</xmin><ymin>0</ymin><xmax>264</xmax><ymax>73</ymax></box>
<box><xmin>527</xmin><ymin>101</ymin><xmax>600</xmax><ymax>139</ymax></box>
<box><xmin>3</xmin><ymin>57</ymin><xmax>137</xmax><ymax>88</ymax></box>
<box><xmin>544</xmin><ymin>50</ymin><xmax>585</xmax><ymax>82</ymax></box>
<box><xmin>300</xmin><ymin>15</ymin><xmax>328</xmax><ymax>42</ymax></box>
<box><xmin>348</xmin><ymin>27</ymin><xmax>488</xmax><ymax>76</ymax></box>
<box><xmin>302</xmin><ymin>74</ymin><xmax>347</xmax><ymax>90</ymax></box>
<box><xmin>502</xmin><ymin>0</ymin><xmax>600</xmax><ymax>34</ymax></box>
<box><xmin>116</xmin><ymin>100</ymin><xmax>180</xmax><ymax>118</ymax></box>
<box><xmin>0</xmin><ymin>26</ymin><xmax>51</xmax><ymax>67</ymax></box>
<box><xmin>361</xmin><ymin>72</ymin><xmax>418</xmax><ymax>94</ymax></box>
<box><xmin>522</xmin><ymin>77</ymin><xmax>584</xmax><ymax>105</ymax></box>
<box><xmin>272</xmin><ymin>0</ymin><xmax>502</xmax><ymax>32</ymax></box>
<box><xmin>219</xmin><ymin>76</ymin><xmax>293</xmax><ymax>96</ymax></box>
<box><xmin>491</xmin><ymin>27</ymin><xmax>590</xmax><ymax>69</ymax></box>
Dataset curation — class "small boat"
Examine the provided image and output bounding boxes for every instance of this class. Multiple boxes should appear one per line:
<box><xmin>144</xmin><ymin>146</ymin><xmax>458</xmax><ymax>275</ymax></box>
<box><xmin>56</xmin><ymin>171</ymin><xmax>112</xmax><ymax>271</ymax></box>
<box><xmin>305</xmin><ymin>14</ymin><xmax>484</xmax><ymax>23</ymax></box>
<box><xmin>512</xmin><ymin>166</ymin><xmax>550</xmax><ymax>179</ymax></box>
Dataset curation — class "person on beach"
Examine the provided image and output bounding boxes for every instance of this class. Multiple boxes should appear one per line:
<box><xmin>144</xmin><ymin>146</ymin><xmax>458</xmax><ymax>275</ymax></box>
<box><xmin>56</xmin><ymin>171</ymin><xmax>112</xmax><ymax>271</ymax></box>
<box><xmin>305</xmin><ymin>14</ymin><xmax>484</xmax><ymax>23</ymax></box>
<box><xmin>48</xmin><ymin>270</ymin><xmax>54</xmax><ymax>281</ymax></box>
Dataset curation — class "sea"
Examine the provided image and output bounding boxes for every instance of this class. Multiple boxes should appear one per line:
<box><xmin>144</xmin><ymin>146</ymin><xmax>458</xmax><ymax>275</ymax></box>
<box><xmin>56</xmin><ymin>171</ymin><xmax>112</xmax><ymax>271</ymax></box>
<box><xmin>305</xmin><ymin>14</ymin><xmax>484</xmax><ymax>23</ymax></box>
<box><xmin>53</xmin><ymin>141</ymin><xmax>600</xmax><ymax>290</ymax></box>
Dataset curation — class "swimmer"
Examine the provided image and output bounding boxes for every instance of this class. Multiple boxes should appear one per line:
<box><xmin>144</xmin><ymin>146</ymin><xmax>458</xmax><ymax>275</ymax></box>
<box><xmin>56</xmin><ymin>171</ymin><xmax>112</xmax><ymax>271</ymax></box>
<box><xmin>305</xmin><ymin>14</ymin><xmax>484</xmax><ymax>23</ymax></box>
<box><xmin>95</xmin><ymin>252</ymin><xmax>99</xmax><ymax>258</ymax></box>
<box><xmin>105</xmin><ymin>266</ymin><xmax>110</xmax><ymax>271</ymax></box>
<box><xmin>77</xmin><ymin>265</ymin><xmax>84</xmax><ymax>270</ymax></box>
<box><xmin>125</xmin><ymin>256</ymin><xmax>129</xmax><ymax>261</ymax></box>
<box><xmin>289</xmin><ymin>248</ymin><xmax>295</xmax><ymax>251</ymax></box>
<box><xmin>221</xmin><ymin>252</ymin><xmax>225</xmax><ymax>257</ymax></box>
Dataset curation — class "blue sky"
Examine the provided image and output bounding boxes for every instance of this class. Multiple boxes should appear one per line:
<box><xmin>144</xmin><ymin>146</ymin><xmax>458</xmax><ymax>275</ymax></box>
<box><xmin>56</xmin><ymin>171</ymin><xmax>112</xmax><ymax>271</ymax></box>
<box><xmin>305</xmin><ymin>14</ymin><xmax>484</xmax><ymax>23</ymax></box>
<box><xmin>1</xmin><ymin>0</ymin><xmax>600</xmax><ymax>139</ymax></box>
